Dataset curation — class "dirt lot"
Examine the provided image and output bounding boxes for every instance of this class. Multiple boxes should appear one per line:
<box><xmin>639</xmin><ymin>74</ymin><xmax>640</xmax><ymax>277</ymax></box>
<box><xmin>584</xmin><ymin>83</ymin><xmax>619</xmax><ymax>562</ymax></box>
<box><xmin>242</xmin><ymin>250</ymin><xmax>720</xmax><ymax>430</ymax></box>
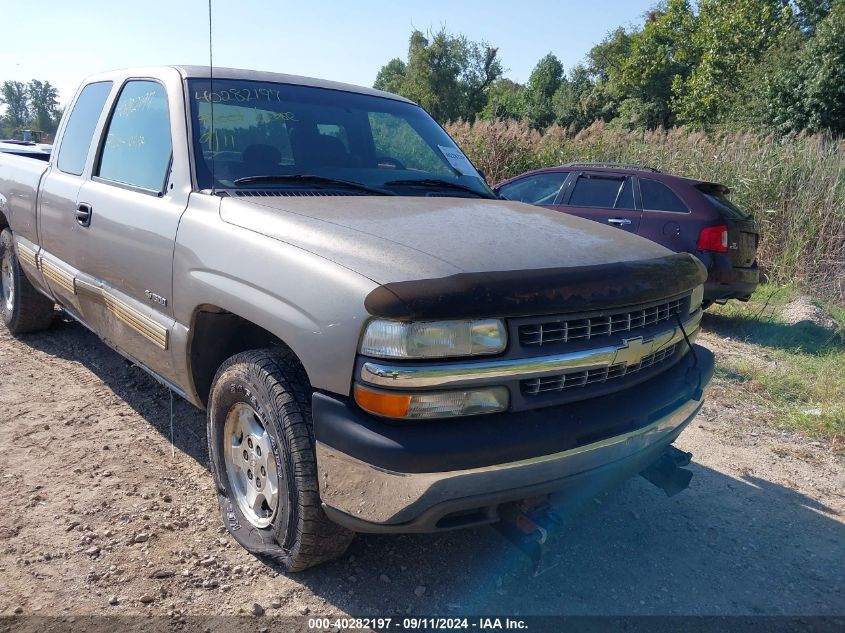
<box><xmin>0</xmin><ymin>314</ymin><xmax>843</xmax><ymax>619</ymax></box>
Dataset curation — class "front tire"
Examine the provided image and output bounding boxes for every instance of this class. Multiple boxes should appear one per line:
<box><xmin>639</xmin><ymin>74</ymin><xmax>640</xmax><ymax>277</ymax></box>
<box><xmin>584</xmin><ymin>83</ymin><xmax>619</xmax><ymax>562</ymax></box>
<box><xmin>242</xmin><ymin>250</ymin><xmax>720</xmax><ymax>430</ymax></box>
<box><xmin>207</xmin><ymin>348</ymin><xmax>353</xmax><ymax>572</ymax></box>
<box><xmin>0</xmin><ymin>228</ymin><xmax>54</xmax><ymax>334</ymax></box>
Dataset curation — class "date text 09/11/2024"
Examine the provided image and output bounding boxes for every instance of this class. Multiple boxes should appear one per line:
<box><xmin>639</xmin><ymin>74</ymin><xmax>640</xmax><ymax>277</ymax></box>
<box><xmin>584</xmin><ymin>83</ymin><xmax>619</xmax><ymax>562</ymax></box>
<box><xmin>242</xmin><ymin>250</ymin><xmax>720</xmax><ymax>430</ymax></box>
<box><xmin>307</xmin><ymin>618</ymin><xmax>528</xmax><ymax>630</ymax></box>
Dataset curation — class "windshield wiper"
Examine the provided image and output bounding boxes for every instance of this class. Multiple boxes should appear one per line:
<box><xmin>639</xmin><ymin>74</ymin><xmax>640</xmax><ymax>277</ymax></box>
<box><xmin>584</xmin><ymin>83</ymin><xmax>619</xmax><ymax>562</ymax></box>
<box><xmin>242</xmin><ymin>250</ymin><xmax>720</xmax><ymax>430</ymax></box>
<box><xmin>383</xmin><ymin>178</ymin><xmax>497</xmax><ymax>199</ymax></box>
<box><xmin>232</xmin><ymin>174</ymin><xmax>395</xmax><ymax>196</ymax></box>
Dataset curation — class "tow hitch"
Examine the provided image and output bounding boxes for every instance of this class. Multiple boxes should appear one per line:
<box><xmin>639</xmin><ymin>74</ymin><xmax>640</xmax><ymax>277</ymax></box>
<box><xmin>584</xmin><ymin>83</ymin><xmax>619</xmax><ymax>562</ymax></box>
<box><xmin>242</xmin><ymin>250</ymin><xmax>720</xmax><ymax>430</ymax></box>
<box><xmin>640</xmin><ymin>445</ymin><xmax>694</xmax><ymax>496</ymax></box>
<box><xmin>495</xmin><ymin>447</ymin><xmax>694</xmax><ymax>574</ymax></box>
<box><xmin>494</xmin><ymin>497</ymin><xmax>563</xmax><ymax>576</ymax></box>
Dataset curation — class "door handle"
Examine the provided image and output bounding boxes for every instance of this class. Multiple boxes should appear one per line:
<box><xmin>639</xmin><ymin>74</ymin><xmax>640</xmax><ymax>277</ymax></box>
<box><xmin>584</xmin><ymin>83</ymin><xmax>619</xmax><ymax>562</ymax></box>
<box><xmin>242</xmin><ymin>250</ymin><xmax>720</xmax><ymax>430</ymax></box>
<box><xmin>607</xmin><ymin>218</ymin><xmax>632</xmax><ymax>226</ymax></box>
<box><xmin>76</xmin><ymin>203</ymin><xmax>92</xmax><ymax>227</ymax></box>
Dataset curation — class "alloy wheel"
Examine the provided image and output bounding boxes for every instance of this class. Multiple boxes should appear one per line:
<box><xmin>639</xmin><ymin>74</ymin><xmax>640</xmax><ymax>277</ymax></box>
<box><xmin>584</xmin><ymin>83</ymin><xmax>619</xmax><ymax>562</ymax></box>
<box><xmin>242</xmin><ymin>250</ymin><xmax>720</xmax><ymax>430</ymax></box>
<box><xmin>0</xmin><ymin>249</ymin><xmax>13</xmax><ymax>313</ymax></box>
<box><xmin>222</xmin><ymin>402</ymin><xmax>280</xmax><ymax>528</ymax></box>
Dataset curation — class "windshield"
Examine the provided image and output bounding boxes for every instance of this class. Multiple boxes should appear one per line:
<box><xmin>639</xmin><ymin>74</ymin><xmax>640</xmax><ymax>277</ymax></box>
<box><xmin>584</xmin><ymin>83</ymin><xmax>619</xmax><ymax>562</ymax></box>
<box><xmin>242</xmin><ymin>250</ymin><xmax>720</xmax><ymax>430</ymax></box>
<box><xmin>187</xmin><ymin>79</ymin><xmax>492</xmax><ymax>197</ymax></box>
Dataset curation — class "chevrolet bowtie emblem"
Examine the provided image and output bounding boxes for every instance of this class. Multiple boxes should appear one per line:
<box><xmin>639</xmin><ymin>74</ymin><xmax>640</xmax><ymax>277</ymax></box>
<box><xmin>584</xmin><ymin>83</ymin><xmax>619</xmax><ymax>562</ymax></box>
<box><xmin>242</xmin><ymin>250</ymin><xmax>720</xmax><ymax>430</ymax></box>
<box><xmin>613</xmin><ymin>335</ymin><xmax>658</xmax><ymax>366</ymax></box>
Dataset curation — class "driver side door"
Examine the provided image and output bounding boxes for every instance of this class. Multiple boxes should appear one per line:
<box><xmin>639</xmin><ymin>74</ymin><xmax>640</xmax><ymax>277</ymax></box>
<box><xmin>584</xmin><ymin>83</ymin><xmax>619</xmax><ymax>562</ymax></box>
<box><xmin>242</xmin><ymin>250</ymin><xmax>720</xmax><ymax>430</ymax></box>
<box><xmin>73</xmin><ymin>79</ymin><xmax>189</xmax><ymax>377</ymax></box>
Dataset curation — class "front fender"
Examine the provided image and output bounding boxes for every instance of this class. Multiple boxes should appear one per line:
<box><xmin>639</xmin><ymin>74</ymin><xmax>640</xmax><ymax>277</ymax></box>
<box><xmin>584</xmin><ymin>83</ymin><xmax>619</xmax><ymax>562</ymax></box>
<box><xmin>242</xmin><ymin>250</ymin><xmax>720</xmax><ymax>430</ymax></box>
<box><xmin>173</xmin><ymin>204</ymin><xmax>375</xmax><ymax>397</ymax></box>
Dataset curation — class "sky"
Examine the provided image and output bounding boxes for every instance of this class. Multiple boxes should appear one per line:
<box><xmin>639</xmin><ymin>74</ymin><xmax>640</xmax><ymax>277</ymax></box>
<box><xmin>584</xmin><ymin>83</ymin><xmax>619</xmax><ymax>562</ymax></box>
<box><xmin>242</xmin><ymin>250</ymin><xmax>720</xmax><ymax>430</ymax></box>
<box><xmin>0</xmin><ymin>0</ymin><xmax>654</xmax><ymax>109</ymax></box>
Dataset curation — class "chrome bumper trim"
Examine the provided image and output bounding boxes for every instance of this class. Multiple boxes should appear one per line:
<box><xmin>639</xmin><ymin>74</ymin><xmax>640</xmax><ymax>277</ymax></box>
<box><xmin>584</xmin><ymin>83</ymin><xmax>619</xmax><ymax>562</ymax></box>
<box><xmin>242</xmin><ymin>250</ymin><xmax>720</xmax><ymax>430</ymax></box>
<box><xmin>317</xmin><ymin>391</ymin><xmax>706</xmax><ymax>526</ymax></box>
<box><xmin>360</xmin><ymin>311</ymin><xmax>702</xmax><ymax>389</ymax></box>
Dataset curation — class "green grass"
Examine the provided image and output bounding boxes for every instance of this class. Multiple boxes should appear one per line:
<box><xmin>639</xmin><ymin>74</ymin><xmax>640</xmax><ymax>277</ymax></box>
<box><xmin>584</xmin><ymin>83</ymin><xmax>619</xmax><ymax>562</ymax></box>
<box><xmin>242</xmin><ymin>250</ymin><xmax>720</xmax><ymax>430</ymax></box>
<box><xmin>706</xmin><ymin>284</ymin><xmax>845</xmax><ymax>449</ymax></box>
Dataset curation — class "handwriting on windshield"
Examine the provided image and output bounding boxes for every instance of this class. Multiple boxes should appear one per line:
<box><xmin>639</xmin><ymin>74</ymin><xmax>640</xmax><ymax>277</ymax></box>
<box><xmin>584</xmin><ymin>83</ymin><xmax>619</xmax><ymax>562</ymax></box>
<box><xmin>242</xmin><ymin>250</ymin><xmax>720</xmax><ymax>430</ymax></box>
<box><xmin>264</xmin><ymin>111</ymin><xmax>297</xmax><ymax>122</ymax></box>
<box><xmin>197</xmin><ymin>112</ymin><xmax>245</xmax><ymax>126</ymax></box>
<box><xmin>200</xmin><ymin>129</ymin><xmax>234</xmax><ymax>151</ymax></box>
<box><xmin>195</xmin><ymin>88</ymin><xmax>284</xmax><ymax>103</ymax></box>
<box><xmin>116</xmin><ymin>91</ymin><xmax>158</xmax><ymax>116</ymax></box>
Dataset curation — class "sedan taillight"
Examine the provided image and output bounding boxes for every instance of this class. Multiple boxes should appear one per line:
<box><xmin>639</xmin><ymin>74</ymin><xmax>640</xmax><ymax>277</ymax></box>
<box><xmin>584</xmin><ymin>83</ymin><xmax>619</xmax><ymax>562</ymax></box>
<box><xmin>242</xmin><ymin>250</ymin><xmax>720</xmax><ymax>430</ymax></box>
<box><xmin>698</xmin><ymin>225</ymin><xmax>728</xmax><ymax>253</ymax></box>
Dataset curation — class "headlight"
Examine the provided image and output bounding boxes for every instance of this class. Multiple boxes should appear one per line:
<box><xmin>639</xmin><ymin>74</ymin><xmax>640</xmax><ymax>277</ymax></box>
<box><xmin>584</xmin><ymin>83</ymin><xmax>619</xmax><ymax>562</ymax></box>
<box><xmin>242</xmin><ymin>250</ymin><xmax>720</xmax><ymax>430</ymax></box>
<box><xmin>354</xmin><ymin>384</ymin><xmax>509</xmax><ymax>419</ymax></box>
<box><xmin>359</xmin><ymin>318</ymin><xmax>507</xmax><ymax>359</ymax></box>
<box><xmin>690</xmin><ymin>284</ymin><xmax>705</xmax><ymax>312</ymax></box>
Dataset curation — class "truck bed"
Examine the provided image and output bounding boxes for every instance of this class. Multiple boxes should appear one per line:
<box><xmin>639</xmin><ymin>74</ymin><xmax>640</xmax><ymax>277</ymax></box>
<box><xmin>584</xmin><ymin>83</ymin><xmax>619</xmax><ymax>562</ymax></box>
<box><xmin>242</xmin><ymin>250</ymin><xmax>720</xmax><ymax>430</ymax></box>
<box><xmin>0</xmin><ymin>153</ymin><xmax>49</xmax><ymax>245</ymax></box>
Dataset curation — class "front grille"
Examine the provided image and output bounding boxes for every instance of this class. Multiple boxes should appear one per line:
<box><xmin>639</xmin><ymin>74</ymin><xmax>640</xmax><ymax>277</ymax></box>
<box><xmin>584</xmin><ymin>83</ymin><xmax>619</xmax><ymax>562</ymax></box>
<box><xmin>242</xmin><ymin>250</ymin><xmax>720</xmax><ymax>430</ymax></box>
<box><xmin>519</xmin><ymin>298</ymin><xmax>684</xmax><ymax>347</ymax></box>
<box><xmin>521</xmin><ymin>343</ymin><xmax>679</xmax><ymax>396</ymax></box>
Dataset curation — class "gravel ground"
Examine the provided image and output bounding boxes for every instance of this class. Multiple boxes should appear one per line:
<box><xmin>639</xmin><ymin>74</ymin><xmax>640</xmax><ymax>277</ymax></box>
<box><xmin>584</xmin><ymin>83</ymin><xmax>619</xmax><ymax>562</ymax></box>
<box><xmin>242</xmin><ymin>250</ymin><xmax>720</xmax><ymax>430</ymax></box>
<box><xmin>0</xmin><ymin>315</ymin><xmax>843</xmax><ymax>619</ymax></box>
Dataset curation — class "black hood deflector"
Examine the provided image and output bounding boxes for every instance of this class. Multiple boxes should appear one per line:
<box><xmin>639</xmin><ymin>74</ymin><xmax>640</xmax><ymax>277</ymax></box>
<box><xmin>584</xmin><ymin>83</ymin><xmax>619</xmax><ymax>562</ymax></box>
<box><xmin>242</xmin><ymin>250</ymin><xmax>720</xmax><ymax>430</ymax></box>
<box><xmin>364</xmin><ymin>253</ymin><xmax>707</xmax><ymax>320</ymax></box>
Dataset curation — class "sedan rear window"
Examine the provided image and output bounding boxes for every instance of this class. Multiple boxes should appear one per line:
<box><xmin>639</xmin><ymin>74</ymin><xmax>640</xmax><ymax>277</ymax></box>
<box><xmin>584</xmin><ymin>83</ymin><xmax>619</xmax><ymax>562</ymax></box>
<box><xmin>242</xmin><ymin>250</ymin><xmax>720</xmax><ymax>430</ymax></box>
<box><xmin>703</xmin><ymin>193</ymin><xmax>751</xmax><ymax>219</ymax></box>
<box><xmin>695</xmin><ymin>183</ymin><xmax>751</xmax><ymax>219</ymax></box>
<box><xmin>640</xmin><ymin>178</ymin><xmax>688</xmax><ymax>212</ymax></box>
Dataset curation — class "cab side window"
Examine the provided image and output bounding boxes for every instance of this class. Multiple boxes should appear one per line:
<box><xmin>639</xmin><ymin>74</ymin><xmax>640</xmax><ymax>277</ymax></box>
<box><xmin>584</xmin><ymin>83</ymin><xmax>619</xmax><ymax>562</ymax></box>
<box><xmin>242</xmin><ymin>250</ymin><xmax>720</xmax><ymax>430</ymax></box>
<box><xmin>56</xmin><ymin>81</ymin><xmax>113</xmax><ymax>176</ymax></box>
<box><xmin>640</xmin><ymin>178</ymin><xmax>688</xmax><ymax>212</ymax></box>
<box><xmin>497</xmin><ymin>172</ymin><xmax>569</xmax><ymax>205</ymax></box>
<box><xmin>96</xmin><ymin>81</ymin><xmax>172</xmax><ymax>192</ymax></box>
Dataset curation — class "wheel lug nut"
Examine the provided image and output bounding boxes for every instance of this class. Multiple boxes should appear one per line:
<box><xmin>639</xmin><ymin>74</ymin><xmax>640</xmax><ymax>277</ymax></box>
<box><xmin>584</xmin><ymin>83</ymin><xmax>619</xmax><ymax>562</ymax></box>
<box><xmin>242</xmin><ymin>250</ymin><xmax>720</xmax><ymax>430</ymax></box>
<box><xmin>247</xmin><ymin>438</ymin><xmax>253</xmax><ymax>449</ymax></box>
<box><xmin>256</xmin><ymin>477</ymin><xmax>261</xmax><ymax>488</ymax></box>
<box><xmin>255</xmin><ymin>445</ymin><xmax>261</xmax><ymax>457</ymax></box>
<box><xmin>260</xmin><ymin>466</ymin><xmax>266</xmax><ymax>476</ymax></box>
<box><xmin>247</xmin><ymin>469</ymin><xmax>253</xmax><ymax>480</ymax></box>
<box><xmin>243</xmin><ymin>450</ymin><xmax>248</xmax><ymax>461</ymax></box>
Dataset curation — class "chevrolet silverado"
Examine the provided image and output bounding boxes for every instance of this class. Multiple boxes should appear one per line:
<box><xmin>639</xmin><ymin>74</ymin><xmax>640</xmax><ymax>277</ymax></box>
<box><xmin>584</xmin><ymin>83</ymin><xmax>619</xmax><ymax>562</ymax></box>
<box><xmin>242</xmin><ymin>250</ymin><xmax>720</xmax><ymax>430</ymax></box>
<box><xmin>0</xmin><ymin>66</ymin><xmax>713</xmax><ymax>571</ymax></box>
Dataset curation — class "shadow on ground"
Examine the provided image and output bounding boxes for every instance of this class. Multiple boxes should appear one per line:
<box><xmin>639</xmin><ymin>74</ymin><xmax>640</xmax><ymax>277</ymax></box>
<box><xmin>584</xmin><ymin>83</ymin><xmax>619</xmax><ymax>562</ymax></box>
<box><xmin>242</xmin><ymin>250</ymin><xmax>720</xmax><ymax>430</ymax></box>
<box><xmin>701</xmin><ymin>312</ymin><xmax>843</xmax><ymax>354</ymax></box>
<box><xmin>17</xmin><ymin>319</ymin><xmax>845</xmax><ymax>616</ymax></box>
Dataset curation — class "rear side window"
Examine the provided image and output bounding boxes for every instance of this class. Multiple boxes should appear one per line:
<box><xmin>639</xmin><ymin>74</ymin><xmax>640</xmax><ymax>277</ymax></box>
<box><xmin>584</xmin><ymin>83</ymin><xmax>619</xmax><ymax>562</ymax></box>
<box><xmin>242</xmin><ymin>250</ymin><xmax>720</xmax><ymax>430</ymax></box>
<box><xmin>568</xmin><ymin>174</ymin><xmax>633</xmax><ymax>209</ymax></box>
<box><xmin>640</xmin><ymin>178</ymin><xmax>688</xmax><ymax>212</ymax></box>
<box><xmin>56</xmin><ymin>81</ymin><xmax>113</xmax><ymax>175</ymax></box>
<box><xmin>96</xmin><ymin>81</ymin><xmax>172</xmax><ymax>192</ymax></box>
<box><xmin>497</xmin><ymin>172</ymin><xmax>568</xmax><ymax>205</ymax></box>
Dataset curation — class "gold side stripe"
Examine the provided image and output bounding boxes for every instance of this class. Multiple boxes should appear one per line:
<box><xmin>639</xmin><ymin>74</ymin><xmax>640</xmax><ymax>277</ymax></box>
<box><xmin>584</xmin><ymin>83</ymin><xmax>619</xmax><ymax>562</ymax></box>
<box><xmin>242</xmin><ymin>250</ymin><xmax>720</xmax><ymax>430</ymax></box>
<box><xmin>73</xmin><ymin>279</ymin><xmax>100</xmax><ymax>298</ymax></box>
<box><xmin>31</xmin><ymin>249</ymin><xmax>169</xmax><ymax>351</ymax></box>
<box><xmin>39</xmin><ymin>258</ymin><xmax>76</xmax><ymax>295</ymax></box>
<box><xmin>102</xmin><ymin>293</ymin><xmax>169</xmax><ymax>350</ymax></box>
<box><xmin>15</xmin><ymin>243</ymin><xmax>38</xmax><ymax>269</ymax></box>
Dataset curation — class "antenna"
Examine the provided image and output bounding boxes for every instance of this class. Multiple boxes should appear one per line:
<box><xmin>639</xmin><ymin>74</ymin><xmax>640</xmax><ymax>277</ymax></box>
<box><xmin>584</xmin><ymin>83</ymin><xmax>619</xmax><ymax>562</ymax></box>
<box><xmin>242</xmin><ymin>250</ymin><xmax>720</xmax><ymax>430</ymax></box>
<box><xmin>208</xmin><ymin>0</ymin><xmax>216</xmax><ymax>194</ymax></box>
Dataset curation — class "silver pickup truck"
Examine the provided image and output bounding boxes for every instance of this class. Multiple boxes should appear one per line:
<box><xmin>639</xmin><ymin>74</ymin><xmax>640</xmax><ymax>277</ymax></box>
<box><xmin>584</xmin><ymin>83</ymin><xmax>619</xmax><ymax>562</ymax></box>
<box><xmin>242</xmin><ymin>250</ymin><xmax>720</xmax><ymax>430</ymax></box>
<box><xmin>0</xmin><ymin>66</ymin><xmax>713</xmax><ymax>571</ymax></box>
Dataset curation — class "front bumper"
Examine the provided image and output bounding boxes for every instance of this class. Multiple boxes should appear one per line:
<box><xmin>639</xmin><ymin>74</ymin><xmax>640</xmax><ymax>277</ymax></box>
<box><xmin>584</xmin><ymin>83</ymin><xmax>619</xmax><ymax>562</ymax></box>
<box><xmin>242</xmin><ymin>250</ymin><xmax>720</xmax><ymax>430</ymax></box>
<box><xmin>315</xmin><ymin>344</ymin><xmax>714</xmax><ymax>533</ymax></box>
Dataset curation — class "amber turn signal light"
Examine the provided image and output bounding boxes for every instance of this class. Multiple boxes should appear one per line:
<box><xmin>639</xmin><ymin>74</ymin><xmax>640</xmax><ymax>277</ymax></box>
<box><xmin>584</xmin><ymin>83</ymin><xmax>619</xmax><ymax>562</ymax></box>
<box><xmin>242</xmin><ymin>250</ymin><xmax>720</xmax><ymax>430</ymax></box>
<box><xmin>354</xmin><ymin>383</ymin><xmax>509</xmax><ymax>419</ymax></box>
<box><xmin>354</xmin><ymin>384</ymin><xmax>412</xmax><ymax>418</ymax></box>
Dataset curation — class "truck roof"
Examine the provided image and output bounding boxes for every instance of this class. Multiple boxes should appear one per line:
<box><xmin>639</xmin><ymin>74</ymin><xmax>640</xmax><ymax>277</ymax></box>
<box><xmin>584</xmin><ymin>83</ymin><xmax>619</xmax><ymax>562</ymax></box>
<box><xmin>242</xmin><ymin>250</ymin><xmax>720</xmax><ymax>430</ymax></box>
<box><xmin>78</xmin><ymin>65</ymin><xmax>414</xmax><ymax>105</ymax></box>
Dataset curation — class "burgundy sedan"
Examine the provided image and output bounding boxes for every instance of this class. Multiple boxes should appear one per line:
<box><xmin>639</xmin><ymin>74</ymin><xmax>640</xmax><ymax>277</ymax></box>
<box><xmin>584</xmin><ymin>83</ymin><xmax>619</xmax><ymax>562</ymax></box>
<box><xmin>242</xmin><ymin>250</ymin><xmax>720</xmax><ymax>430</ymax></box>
<box><xmin>495</xmin><ymin>163</ymin><xmax>760</xmax><ymax>305</ymax></box>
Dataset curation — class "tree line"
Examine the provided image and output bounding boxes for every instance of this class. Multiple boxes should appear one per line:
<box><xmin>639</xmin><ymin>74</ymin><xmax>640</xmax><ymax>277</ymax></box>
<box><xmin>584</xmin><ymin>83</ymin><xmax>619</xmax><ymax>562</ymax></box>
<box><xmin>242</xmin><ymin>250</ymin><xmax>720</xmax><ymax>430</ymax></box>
<box><xmin>374</xmin><ymin>0</ymin><xmax>845</xmax><ymax>135</ymax></box>
<box><xmin>0</xmin><ymin>80</ymin><xmax>62</xmax><ymax>139</ymax></box>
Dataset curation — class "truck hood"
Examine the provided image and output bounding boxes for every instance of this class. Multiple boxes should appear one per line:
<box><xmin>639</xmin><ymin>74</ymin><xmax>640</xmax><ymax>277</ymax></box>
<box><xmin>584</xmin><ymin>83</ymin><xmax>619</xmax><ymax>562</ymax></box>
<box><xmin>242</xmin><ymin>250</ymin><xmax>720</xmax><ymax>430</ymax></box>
<box><xmin>220</xmin><ymin>194</ymin><xmax>673</xmax><ymax>285</ymax></box>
